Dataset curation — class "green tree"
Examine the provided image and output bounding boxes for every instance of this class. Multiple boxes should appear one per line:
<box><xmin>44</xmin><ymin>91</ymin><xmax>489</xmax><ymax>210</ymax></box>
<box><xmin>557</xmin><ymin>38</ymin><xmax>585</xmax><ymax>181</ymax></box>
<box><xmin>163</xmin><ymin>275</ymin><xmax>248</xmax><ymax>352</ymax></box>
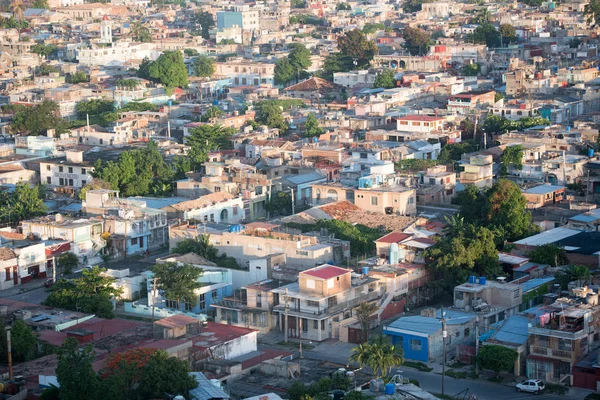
<box><xmin>148</xmin><ymin>51</ymin><xmax>188</xmax><ymax>89</ymax></box>
<box><xmin>70</xmin><ymin>71</ymin><xmax>89</xmax><ymax>84</ymax></box>
<box><xmin>135</xmin><ymin>350</ymin><xmax>197</xmax><ymax>400</ymax></box>
<box><xmin>461</xmin><ymin>63</ymin><xmax>480</xmax><ymax>76</ymax></box>
<box><xmin>131</xmin><ymin>21</ymin><xmax>152</xmax><ymax>43</ymax></box>
<box><xmin>274</xmin><ymin>57</ymin><xmax>295</xmax><ymax>86</ymax></box>
<box><xmin>362</xmin><ymin>23</ymin><xmax>385</xmax><ymax>35</ymax></box>
<box><xmin>304</xmin><ymin>113</ymin><xmax>323</xmax><ymax>138</ymax></box>
<box><xmin>402</xmin><ymin>26</ymin><xmax>430</xmax><ymax>56</ymax></box>
<box><xmin>288</xmin><ymin>382</ymin><xmax>308</xmax><ymax>400</ymax></box>
<box><xmin>500</xmin><ymin>144</ymin><xmax>524</xmax><ymax>176</ymax></box>
<box><xmin>185</xmin><ymin>123</ymin><xmax>235</xmax><ymax>165</ymax></box>
<box><xmin>193</xmin><ymin>55</ymin><xmax>215</xmax><ymax>78</ymax></box>
<box><xmin>318</xmin><ymin>53</ymin><xmax>354</xmax><ymax>80</ymax></box>
<box><xmin>528</xmin><ymin>244</ymin><xmax>568</xmax><ymax>267</ymax></box>
<box><xmin>184</xmin><ymin>48</ymin><xmax>199</xmax><ymax>56</ymax></box>
<box><xmin>350</xmin><ymin>336</ymin><xmax>403</xmax><ymax>379</ymax></box>
<box><xmin>115</xmin><ymin>79</ymin><xmax>140</xmax><ymax>90</ymax></box>
<box><xmin>288</xmin><ymin>43</ymin><xmax>312</xmax><ymax>82</ymax></box>
<box><xmin>291</xmin><ymin>0</ymin><xmax>306</xmax><ymax>8</ymax></box>
<box><xmin>255</xmin><ymin>100</ymin><xmax>287</xmax><ymax>130</ymax></box>
<box><xmin>30</xmin><ymin>43</ymin><xmax>57</xmax><ymax>58</ymax></box>
<box><xmin>32</xmin><ymin>0</ymin><xmax>48</xmax><ymax>6</ymax></box>
<box><xmin>494</xmin><ymin>92</ymin><xmax>505</xmax><ymax>103</ymax></box>
<box><xmin>200</xmin><ymin>105</ymin><xmax>223</xmax><ymax>122</ymax></box>
<box><xmin>394</xmin><ymin>158</ymin><xmax>437</xmax><ymax>173</ymax></box>
<box><xmin>555</xmin><ymin>265</ymin><xmax>591</xmax><ymax>289</ymax></box>
<box><xmin>437</xmin><ymin>140</ymin><xmax>478</xmax><ymax>164</ymax></box>
<box><xmin>337</xmin><ymin>29</ymin><xmax>378</xmax><ymax>68</ymax></box>
<box><xmin>499</xmin><ymin>24</ymin><xmax>517</xmax><ymax>43</ymax></box>
<box><xmin>473</xmin><ymin>9</ymin><xmax>491</xmax><ymax>24</ymax></box>
<box><xmin>403</xmin><ymin>0</ymin><xmax>435</xmax><ymax>12</ymax></box>
<box><xmin>56</xmin><ymin>338</ymin><xmax>99</xmax><ymax>400</ymax></box>
<box><xmin>472</xmin><ymin>23</ymin><xmax>501</xmax><ymax>48</ymax></box>
<box><xmin>12</xmin><ymin>100</ymin><xmax>67</xmax><ymax>136</ymax></box>
<box><xmin>478</xmin><ymin>345</ymin><xmax>518</xmax><ymax>376</ymax></box>
<box><xmin>192</xmin><ymin>11</ymin><xmax>214</xmax><ymax>39</ymax></box>
<box><xmin>11</xmin><ymin>320</ymin><xmax>38</xmax><ymax>362</ymax></box>
<box><xmin>355</xmin><ymin>302</ymin><xmax>378</xmax><ymax>343</ymax></box>
<box><xmin>0</xmin><ymin>182</ymin><xmax>46</xmax><ymax>223</ymax></box>
<box><xmin>265</xmin><ymin>191</ymin><xmax>293</xmax><ymax>215</ymax></box>
<box><xmin>137</xmin><ymin>57</ymin><xmax>152</xmax><ymax>80</ymax></box>
<box><xmin>373</xmin><ymin>69</ymin><xmax>396</xmax><ymax>89</ymax></box>
<box><xmin>336</xmin><ymin>2</ymin><xmax>351</xmax><ymax>10</ymax></box>
<box><xmin>152</xmin><ymin>262</ymin><xmax>203</xmax><ymax>309</ymax></box>
<box><xmin>172</xmin><ymin>235</ymin><xmax>218</xmax><ymax>261</ymax></box>
<box><xmin>57</xmin><ymin>252</ymin><xmax>78</xmax><ymax>275</ymax></box>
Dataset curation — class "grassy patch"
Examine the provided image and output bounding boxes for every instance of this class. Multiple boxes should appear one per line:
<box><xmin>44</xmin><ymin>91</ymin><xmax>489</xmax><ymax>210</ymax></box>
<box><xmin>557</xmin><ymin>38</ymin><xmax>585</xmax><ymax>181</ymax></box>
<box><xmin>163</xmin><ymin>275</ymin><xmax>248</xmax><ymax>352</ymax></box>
<box><xmin>277</xmin><ymin>341</ymin><xmax>315</xmax><ymax>351</ymax></box>
<box><xmin>585</xmin><ymin>393</ymin><xmax>600</xmax><ymax>400</ymax></box>
<box><xmin>445</xmin><ymin>369</ymin><xmax>467</xmax><ymax>379</ymax></box>
<box><xmin>545</xmin><ymin>383</ymin><xmax>568</xmax><ymax>395</ymax></box>
<box><xmin>408</xmin><ymin>379</ymin><xmax>419</xmax><ymax>387</ymax></box>
<box><xmin>447</xmin><ymin>361</ymin><xmax>468</xmax><ymax>368</ymax></box>
<box><xmin>403</xmin><ymin>361</ymin><xmax>433</xmax><ymax>372</ymax></box>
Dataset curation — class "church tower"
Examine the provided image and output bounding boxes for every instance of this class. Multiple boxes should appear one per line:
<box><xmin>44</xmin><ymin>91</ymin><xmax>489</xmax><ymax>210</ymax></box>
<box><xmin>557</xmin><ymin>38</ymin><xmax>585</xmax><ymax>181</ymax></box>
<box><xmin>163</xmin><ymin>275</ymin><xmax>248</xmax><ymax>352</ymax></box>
<box><xmin>100</xmin><ymin>15</ymin><xmax>112</xmax><ymax>44</ymax></box>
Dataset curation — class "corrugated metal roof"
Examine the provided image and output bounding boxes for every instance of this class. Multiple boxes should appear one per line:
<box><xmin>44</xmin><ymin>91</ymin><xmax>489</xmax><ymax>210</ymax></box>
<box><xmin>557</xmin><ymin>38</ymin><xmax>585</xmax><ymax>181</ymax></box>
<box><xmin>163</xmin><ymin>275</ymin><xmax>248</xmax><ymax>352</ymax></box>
<box><xmin>513</xmin><ymin>227</ymin><xmax>580</xmax><ymax>246</ymax></box>
<box><xmin>523</xmin><ymin>185</ymin><xmax>565</xmax><ymax>195</ymax></box>
<box><xmin>482</xmin><ymin>315</ymin><xmax>529</xmax><ymax>346</ymax></box>
<box><xmin>189</xmin><ymin>372</ymin><xmax>230</xmax><ymax>400</ymax></box>
<box><xmin>385</xmin><ymin>316</ymin><xmax>442</xmax><ymax>336</ymax></box>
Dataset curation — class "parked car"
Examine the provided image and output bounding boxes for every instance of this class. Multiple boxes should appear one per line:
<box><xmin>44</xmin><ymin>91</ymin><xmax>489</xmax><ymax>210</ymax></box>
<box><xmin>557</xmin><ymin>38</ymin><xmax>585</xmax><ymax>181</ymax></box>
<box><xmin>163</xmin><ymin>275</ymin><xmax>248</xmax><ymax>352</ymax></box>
<box><xmin>516</xmin><ymin>380</ymin><xmax>545</xmax><ymax>394</ymax></box>
<box><xmin>44</xmin><ymin>278</ymin><xmax>54</xmax><ymax>288</ymax></box>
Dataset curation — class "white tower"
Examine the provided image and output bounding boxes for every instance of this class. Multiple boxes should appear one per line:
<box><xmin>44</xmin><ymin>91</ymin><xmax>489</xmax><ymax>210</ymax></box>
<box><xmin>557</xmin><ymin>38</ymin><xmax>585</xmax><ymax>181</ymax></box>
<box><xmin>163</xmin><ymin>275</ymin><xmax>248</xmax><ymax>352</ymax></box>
<box><xmin>100</xmin><ymin>15</ymin><xmax>112</xmax><ymax>44</ymax></box>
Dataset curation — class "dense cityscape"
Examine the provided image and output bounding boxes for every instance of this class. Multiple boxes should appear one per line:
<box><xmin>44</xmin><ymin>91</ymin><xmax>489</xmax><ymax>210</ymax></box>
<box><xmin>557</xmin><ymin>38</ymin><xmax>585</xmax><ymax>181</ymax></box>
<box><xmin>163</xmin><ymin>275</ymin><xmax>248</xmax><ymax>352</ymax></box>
<box><xmin>0</xmin><ymin>0</ymin><xmax>598</xmax><ymax>399</ymax></box>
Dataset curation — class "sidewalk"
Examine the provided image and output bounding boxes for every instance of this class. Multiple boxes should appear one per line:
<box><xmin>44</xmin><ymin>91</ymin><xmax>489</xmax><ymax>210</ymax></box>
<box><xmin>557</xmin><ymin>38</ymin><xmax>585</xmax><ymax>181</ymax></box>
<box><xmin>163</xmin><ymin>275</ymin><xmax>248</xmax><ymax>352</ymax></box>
<box><xmin>0</xmin><ymin>279</ymin><xmax>45</xmax><ymax>298</ymax></box>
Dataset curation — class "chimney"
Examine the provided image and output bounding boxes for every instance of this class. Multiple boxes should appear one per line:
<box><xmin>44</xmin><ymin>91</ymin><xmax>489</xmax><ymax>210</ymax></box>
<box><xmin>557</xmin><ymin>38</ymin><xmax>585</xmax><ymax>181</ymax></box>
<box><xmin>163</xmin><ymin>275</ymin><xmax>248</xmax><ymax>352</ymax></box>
<box><xmin>65</xmin><ymin>150</ymin><xmax>84</xmax><ymax>164</ymax></box>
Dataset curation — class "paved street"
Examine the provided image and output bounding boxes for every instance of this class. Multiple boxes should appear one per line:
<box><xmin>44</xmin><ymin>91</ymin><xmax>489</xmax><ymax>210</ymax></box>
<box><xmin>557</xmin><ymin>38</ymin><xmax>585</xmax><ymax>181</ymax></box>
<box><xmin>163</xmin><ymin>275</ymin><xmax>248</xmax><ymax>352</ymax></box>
<box><xmin>259</xmin><ymin>339</ymin><xmax>593</xmax><ymax>400</ymax></box>
<box><xmin>4</xmin><ymin>286</ymin><xmax>49</xmax><ymax>305</ymax></box>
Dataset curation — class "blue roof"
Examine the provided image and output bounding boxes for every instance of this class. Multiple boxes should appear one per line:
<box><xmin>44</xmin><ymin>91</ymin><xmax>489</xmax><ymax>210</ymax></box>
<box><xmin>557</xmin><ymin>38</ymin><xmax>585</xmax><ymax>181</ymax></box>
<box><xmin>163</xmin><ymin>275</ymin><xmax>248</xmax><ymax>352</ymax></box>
<box><xmin>189</xmin><ymin>372</ymin><xmax>229</xmax><ymax>400</ymax></box>
<box><xmin>435</xmin><ymin>309</ymin><xmax>476</xmax><ymax>325</ymax></box>
<box><xmin>570</xmin><ymin>214</ymin><xmax>599</xmax><ymax>223</ymax></box>
<box><xmin>385</xmin><ymin>316</ymin><xmax>442</xmax><ymax>336</ymax></box>
<box><xmin>520</xmin><ymin>277</ymin><xmax>554</xmax><ymax>293</ymax></box>
<box><xmin>127</xmin><ymin>196</ymin><xmax>189</xmax><ymax>209</ymax></box>
<box><xmin>481</xmin><ymin>315</ymin><xmax>529</xmax><ymax>346</ymax></box>
<box><xmin>58</xmin><ymin>202</ymin><xmax>83</xmax><ymax>213</ymax></box>
<box><xmin>523</xmin><ymin>185</ymin><xmax>565</xmax><ymax>195</ymax></box>
<box><xmin>522</xmin><ymin>305</ymin><xmax>545</xmax><ymax>318</ymax></box>
<box><xmin>285</xmin><ymin>172</ymin><xmax>325</xmax><ymax>185</ymax></box>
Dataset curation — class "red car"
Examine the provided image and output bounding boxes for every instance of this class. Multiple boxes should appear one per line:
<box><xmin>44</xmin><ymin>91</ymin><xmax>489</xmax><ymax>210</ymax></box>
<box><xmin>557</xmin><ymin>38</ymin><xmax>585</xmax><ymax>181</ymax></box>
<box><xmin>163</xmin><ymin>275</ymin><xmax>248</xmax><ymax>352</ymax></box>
<box><xmin>44</xmin><ymin>278</ymin><xmax>54</xmax><ymax>288</ymax></box>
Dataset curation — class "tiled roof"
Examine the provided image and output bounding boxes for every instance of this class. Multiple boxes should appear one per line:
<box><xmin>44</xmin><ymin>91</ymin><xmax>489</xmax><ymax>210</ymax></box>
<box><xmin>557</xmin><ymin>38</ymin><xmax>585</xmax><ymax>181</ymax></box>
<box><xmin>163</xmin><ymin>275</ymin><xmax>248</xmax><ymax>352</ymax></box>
<box><xmin>0</xmin><ymin>248</ymin><xmax>16</xmax><ymax>261</ymax></box>
<box><xmin>375</xmin><ymin>232</ymin><xmax>411</xmax><ymax>244</ymax></box>
<box><xmin>284</xmin><ymin>77</ymin><xmax>343</xmax><ymax>92</ymax></box>
<box><xmin>301</xmin><ymin>265</ymin><xmax>349</xmax><ymax>280</ymax></box>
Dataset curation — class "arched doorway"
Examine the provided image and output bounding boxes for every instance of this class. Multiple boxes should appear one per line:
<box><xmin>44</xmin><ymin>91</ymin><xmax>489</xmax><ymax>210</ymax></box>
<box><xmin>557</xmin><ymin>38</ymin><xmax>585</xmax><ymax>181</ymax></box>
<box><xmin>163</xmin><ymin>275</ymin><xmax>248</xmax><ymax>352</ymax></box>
<box><xmin>547</xmin><ymin>174</ymin><xmax>558</xmax><ymax>185</ymax></box>
<box><xmin>220</xmin><ymin>209</ymin><xmax>229</xmax><ymax>222</ymax></box>
<box><xmin>399</xmin><ymin>60</ymin><xmax>406</xmax><ymax>69</ymax></box>
<box><xmin>327</xmin><ymin>189</ymin><xmax>338</xmax><ymax>201</ymax></box>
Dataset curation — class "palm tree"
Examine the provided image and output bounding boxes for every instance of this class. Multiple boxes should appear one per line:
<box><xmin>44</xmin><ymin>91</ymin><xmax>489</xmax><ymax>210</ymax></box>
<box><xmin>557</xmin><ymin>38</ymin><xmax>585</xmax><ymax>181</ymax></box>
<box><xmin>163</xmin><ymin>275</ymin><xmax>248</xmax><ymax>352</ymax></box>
<box><xmin>443</xmin><ymin>215</ymin><xmax>465</xmax><ymax>237</ymax></box>
<box><xmin>556</xmin><ymin>265</ymin><xmax>591</xmax><ymax>289</ymax></box>
<box><xmin>350</xmin><ymin>336</ymin><xmax>404</xmax><ymax>379</ymax></box>
<box><xmin>355</xmin><ymin>302</ymin><xmax>378</xmax><ymax>343</ymax></box>
<box><xmin>10</xmin><ymin>0</ymin><xmax>23</xmax><ymax>22</ymax></box>
<box><xmin>349</xmin><ymin>343</ymin><xmax>372</xmax><ymax>370</ymax></box>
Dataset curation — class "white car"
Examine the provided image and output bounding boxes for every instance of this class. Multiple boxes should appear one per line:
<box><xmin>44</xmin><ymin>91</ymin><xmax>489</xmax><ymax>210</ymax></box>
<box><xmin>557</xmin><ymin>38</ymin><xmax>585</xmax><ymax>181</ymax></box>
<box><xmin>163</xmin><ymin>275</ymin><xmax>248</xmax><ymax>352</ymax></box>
<box><xmin>516</xmin><ymin>380</ymin><xmax>545</xmax><ymax>394</ymax></box>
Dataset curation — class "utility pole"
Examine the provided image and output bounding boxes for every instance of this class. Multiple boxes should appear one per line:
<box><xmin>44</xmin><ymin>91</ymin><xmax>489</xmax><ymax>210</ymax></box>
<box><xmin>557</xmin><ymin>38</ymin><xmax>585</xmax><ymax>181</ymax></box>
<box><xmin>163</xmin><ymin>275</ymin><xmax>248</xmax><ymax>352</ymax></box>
<box><xmin>6</xmin><ymin>327</ymin><xmax>12</xmax><ymax>380</ymax></box>
<box><xmin>475</xmin><ymin>320</ymin><xmax>480</xmax><ymax>375</ymax></box>
<box><xmin>299</xmin><ymin>318</ymin><xmax>303</xmax><ymax>358</ymax></box>
<box><xmin>151</xmin><ymin>277</ymin><xmax>160</xmax><ymax>338</ymax></box>
<box><xmin>289</xmin><ymin>188</ymin><xmax>295</xmax><ymax>215</ymax></box>
<box><xmin>441</xmin><ymin>307</ymin><xmax>447</xmax><ymax>396</ymax></box>
<box><xmin>284</xmin><ymin>288</ymin><xmax>289</xmax><ymax>343</ymax></box>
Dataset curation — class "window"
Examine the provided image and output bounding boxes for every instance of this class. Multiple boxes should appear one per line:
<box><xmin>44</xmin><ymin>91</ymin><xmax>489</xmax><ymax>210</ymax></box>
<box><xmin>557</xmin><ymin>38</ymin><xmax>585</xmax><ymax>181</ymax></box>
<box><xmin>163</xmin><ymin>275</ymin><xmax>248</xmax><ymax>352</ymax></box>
<box><xmin>400</xmin><ymin>121</ymin><xmax>408</xmax><ymax>125</ymax></box>
<box><xmin>210</xmin><ymin>214</ymin><xmax>215</xmax><ymax>222</ymax></box>
<box><xmin>411</xmin><ymin>122</ymin><xmax>420</xmax><ymax>126</ymax></box>
<box><xmin>327</xmin><ymin>296</ymin><xmax>337</xmax><ymax>307</ymax></box>
<box><xmin>199</xmin><ymin>293</ymin><xmax>206</xmax><ymax>310</ymax></box>
<box><xmin>321</xmin><ymin>320</ymin><xmax>325</xmax><ymax>330</ymax></box>
<box><xmin>233</xmin><ymin>206</ymin><xmax>238</xmax><ymax>215</ymax></box>
<box><xmin>257</xmin><ymin>293</ymin><xmax>262</xmax><ymax>308</ymax></box>
<box><xmin>81</xmin><ymin>168</ymin><xmax>86</xmax><ymax>175</ymax></box>
<box><xmin>410</xmin><ymin>339</ymin><xmax>422</xmax><ymax>351</ymax></box>
<box><xmin>212</xmin><ymin>289</ymin><xmax>218</xmax><ymax>299</ymax></box>
<box><xmin>59</xmin><ymin>166</ymin><xmax>63</xmax><ymax>172</ymax></box>
<box><xmin>360</xmin><ymin>153</ymin><xmax>367</xmax><ymax>159</ymax></box>
<box><xmin>302</xmin><ymin>318</ymin><xmax>308</xmax><ymax>332</ymax></box>
<box><xmin>46</xmin><ymin>165</ymin><xmax>51</xmax><ymax>171</ymax></box>
<box><xmin>371</xmin><ymin>196</ymin><xmax>378</xmax><ymax>206</ymax></box>
<box><xmin>82</xmin><ymin>180</ymin><xmax>87</xmax><ymax>186</ymax></box>
<box><xmin>327</xmin><ymin>279</ymin><xmax>334</xmax><ymax>289</ymax></box>
<box><xmin>214</xmin><ymin>186</ymin><xmax>221</xmax><ymax>192</ymax></box>
<box><xmin>314</xmin><ymin>320</ymin><xmax>318</xmax><ymax>329</ymax></box>
<box><xmin>408</xmin><ymin>197</ymin><xmax>414</xmax><ymax>204</ymax></box>
<box><xmin>68</xmin><ymin>179</ymin><xmax>74</xmax><ymax>186</ymax></box>
<box><xmin>46</xmin><ymin>177</ymin><xmax>51</xmax><ymax>184</ymax></box>
<box><xmin>307</xmin><ymin>300</ymin><xmax>319</xmax><ymax>308</ymax></box>
<box><xmin>131</xmin><ymin>238</ymin><xmax>138</xmax><ymax>246</ymax></box>
<box><xmin>59</xmin><ymin>178</ymin><xmax>65</xmax><ymax>186</ymax></box>
<box><xmin>184</xmin><ymin>302</ymin><xmax>193</xmax><ymax>311</ymax></box>
<box><xmin>165</xmin><ymin>299</ymin><xmax>178</xmax><ymax>309</ymax></box>
<box><xmin>5</xmin><ymin>268</ymin><xmax>10</xmax><ymax>282</ymax></box>
<box><xmin>203</xmin><ymin>215</ymin><xmax>208</xmax><ymax>222</ymax></box>
<box><xmin>558</xmin><ymin>339</ymin><xmax>572</xmax><ymax>351</ymax></box>
<box><xmin>306</xmin><ymin>279</ymin><xmax>315</xmax><ymax>289</ymax></box>
<box><xmin>68</xmin><ymin>167</ymin><xmax>73</xmax><ymax>173</ymax></box>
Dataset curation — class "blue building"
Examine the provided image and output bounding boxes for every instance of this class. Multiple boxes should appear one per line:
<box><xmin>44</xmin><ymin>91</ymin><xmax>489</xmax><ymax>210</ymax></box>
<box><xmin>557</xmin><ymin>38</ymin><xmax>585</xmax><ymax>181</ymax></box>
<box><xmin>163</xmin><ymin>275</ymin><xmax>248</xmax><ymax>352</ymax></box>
<box><xmin>217</xmin><ymin>11</ymin><xmax>243</xmax><ymax>29</ymax></box>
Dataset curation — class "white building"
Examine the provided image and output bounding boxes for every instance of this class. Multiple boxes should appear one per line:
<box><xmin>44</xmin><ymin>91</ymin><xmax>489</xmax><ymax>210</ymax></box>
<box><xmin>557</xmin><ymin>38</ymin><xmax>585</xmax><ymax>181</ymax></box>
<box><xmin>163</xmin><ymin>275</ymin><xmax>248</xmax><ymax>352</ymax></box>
<box><xmin>459</xmin><ymin>154</ymin><xmax>494</xmax><ymax>188</ymax></box>
<box><xmin>333</xmin><ymin>70</ymin><xmax>377</xmax><ymax>88</ymax></box>
<box><xmin>397</xmin><ymin>115</ymin><xmax>445</xmax><ymax>133</ymax></box>
<box><xmin>77</xmin><ymin>41</ymin><xmax>160</xmax><ymax>67</ymax></box>
<box><xmin>40</xmin><ymin>150</ymin><xmax>94</xmax><ymax>189</ymax></box>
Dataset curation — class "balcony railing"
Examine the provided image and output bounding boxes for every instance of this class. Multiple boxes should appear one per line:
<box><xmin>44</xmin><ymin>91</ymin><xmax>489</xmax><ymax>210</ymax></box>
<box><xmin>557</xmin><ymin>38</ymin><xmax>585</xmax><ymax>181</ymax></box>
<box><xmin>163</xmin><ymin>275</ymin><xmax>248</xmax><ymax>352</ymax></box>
<box><xmin>529</xmin><ymin>325</ymin><xmax>587</xmax><ymax>340</ymax></box>
<box><xmin>273</xmin><ymin>289</ymin><xmax>384</xmax><ymax>317</ymax></box>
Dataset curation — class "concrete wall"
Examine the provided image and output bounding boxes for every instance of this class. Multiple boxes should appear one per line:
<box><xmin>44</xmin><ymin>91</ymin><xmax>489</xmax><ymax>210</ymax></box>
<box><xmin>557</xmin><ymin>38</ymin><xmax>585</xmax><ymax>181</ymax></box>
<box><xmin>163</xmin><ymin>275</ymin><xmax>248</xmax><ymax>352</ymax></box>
<box><xmin>210</xmin><ymin>330</ymin><xmax>257</xmax><ymax>360</ymax></box>
<box><xmin>124</xmin><ymin>301</ymin><xmax>208</xmax><ymax>320</ymax></box>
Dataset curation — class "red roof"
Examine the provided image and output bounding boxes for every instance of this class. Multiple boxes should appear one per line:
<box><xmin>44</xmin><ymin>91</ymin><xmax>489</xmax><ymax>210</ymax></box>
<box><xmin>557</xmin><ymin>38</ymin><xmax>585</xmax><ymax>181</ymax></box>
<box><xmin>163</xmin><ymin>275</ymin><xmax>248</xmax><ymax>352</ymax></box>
<box><xmin>375</xmin><ymin>232</ymin><xmax>411</xmax><ymax>244</ymax></box>
<box><xmin>412</xmin><ymin>237</ymin><xmax>436</xmax><ymax>245</ymax></box>
<box><xmin>69</xmin><ymin>317</ymin><xmax>141</xmax><ymax>340</ymax></box>
<box><xmin>155</xmin><ymin>314</ymin><xmax>201</xmax><ymax>329</ymax></box>
<box><xmin>302</xmin><ymin>265</ymin><xmax>350</xmax><ymax>280</ymax></box>
<box><xmin>190</xmin><ymin>322</ymin><xmax>257</xmax><ymax>350</ymax></box>
<box><xmin>397</xmin><ymin>115</ymin><xmax>444</xmax><ymax>122</ymax></box>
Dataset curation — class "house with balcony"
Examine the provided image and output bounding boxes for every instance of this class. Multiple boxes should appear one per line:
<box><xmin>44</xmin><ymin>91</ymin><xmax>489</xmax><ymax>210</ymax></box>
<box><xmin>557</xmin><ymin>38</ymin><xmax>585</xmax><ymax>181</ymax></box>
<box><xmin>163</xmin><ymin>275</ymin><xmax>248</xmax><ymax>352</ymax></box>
<box><xmin>447</xmin><ymin>90</ymin><xmax>496</xmax><ymax>115</ymax></box>
<box><xmin>527</xmin><ymin>293</ymin><xmax>600</xmax><ymax>385</ymax></box>
<box><xmin>416</xmin><ymin>165</ymin><xmax>457</xmax><ymax>204</ymax></box>
<box><xmin>165</xmin><ymin>192</ymin><xmax>245</xmax><ymax>224</ymax></box>
<box><xmin>212</xmin><ymin>279</ymin><xmax>286</xmax><ymax>334</ymax></box>
<box><xmin>458</xmin><ymin>154</ymin><xmax>494</xmax><ymax>188</ymax></box>
<box><xmin>84</xmin><ymin>190</ymin><xmax>168</xmax><ymax>257</ymax></box>
<box><xmin>21</xmin><ymin>214</ymin><xmax>104</xmax><ymax>265</ymax></box>
<box><xmin>271</xmin><ymin>265</ymin><xmax>386</xmax><ymax>342</ymax></box>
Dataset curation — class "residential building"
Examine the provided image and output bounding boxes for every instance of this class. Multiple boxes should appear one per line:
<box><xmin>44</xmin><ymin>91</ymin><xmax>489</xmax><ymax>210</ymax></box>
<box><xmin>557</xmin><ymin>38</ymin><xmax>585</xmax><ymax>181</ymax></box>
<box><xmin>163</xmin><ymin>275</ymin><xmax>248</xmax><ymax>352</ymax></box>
<box><xmin>396</xmin><ymin>115</ymin><xmax>445</xmax><ymax>133</ymax></box>
<box><xmin>522</xmin><ymin>185</ymin><xmax>566</xmax><ymax>209</ymax></box>
<box><xmin>353</xmin><ymin>186</ymin><xmax>417</xmax><ymax>216</ymax></box>
<box><xmin>447</xmin><ymin>90</ymin><xmax>496</xmax><ymax>115</ymax></box>
<box><xmin>39</xmin><ymin>150</ymin><xmax>94</xmax><ymax>191</ymax></box>
<box><xmin>416</xmin><ymin>165</ymin><xmax>457</xmax><ymax>204</ymax></box>
<box><xmin>271</xmin><ymin>264</ymin><xmax>387</xmax><ymax>341</ymax></box>
<box><xmin>166</xmin><ymin>192</ymin><xmax>245</xmax><ymax>223</ymax></box>
<box><xmin>0</xmin><ymin>248</ymin><xmax>18</xmax><ymax>290</ymax></box>
<box><xmin>214</xmin><ymin>59</ymin><xmax>275</xmax><ymax>87</ymax></box>
<box><xmin>283</xmin><ymin>77</ymin><xmax>345</xmax><ymax>101</ymax></box>
<box><xmin>459</xmin><ymin>154</ymin><xmax>494</xmax><ymax>188</ymax></box>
